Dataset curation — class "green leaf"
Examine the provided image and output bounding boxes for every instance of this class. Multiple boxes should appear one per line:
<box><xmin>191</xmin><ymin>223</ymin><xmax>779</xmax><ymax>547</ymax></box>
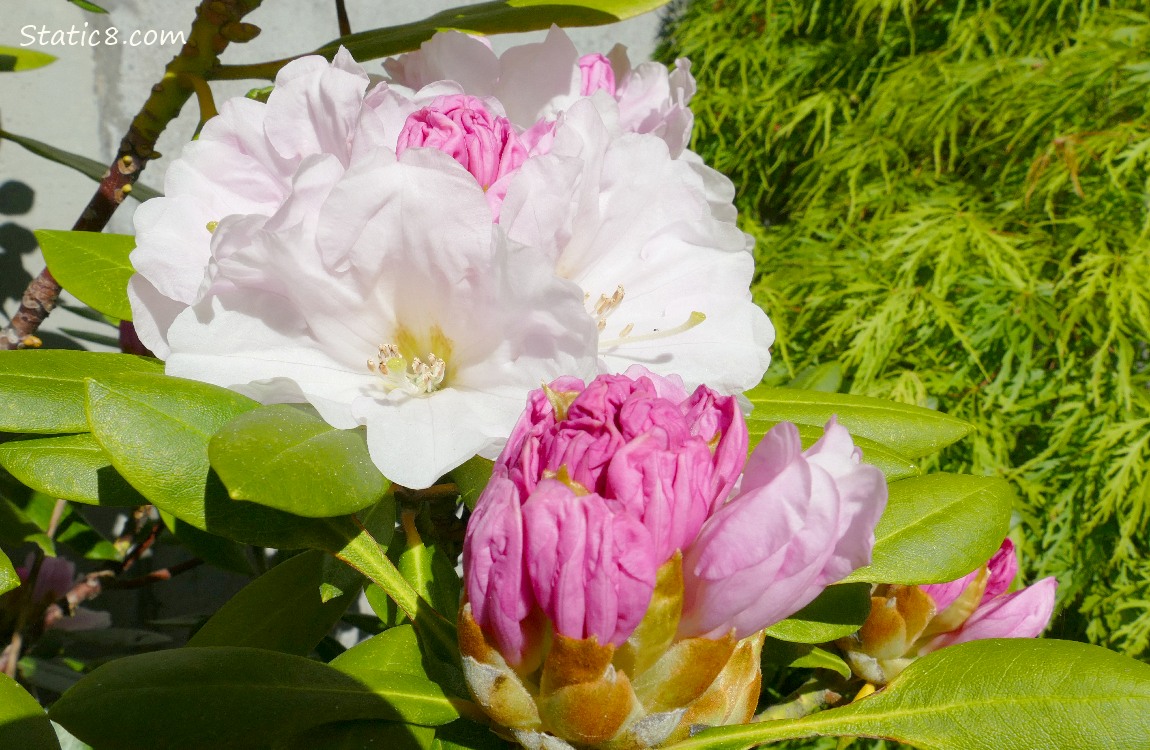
<box><xmin>449</xmin><ymin>455</ymin><xmax>493</xmax><ymax>511</ymax></box>
<box><xmin>433</xmin><ymin>720</ymin><xmax>506</xmax><ymax>750</ymax></box>
<box><xmin>789</xmin><ymin>647</ymin><xmax>852</xmax><ymax>680</ymax></box>
<box><xmin>0</xmin><ymin>672</ymin><xmax>60</xmax><ymax>750</ymax></box>
<box><xmin>158</xmin><ymin>511</ymin><xmax>255</xmax><ymax>576</ymax></box>
<box><xmin>843</xmin><ymin>473</ymin><xmax>1013</xmax><ymax>585</ymax></box>
<box><xmin>209</xmin><ymin>404</ymin><xmax>389</xmax><ymax>518</ymax></box>
<box><xmin>68</xmin><ymin>0</ymin><xmax>109</xmax><ymax>11</ymax></box>
<box><xmin>36</xmin><ymin>231</ymin><xmax>135</xmax><ymax>321</ymax></box>
<box><xmin>0</xmin><ymin>434</ymin><xmax>147</xmax><ymax>506</ymax></box>
<box><xmin>0</xmin><ymin>496</ymin><xmax>54</xmax><ymax>555</ymax></box>
<box><xmin>764</xmin><ymin>583</ymin><xmax>870</xmax><ymax>643</ymax></box>
<box><xmin>188</xmin><ymin>550</ymin><xmax>357</xmax><ymax>656</ymax></box>
<box><xmin>322</xmin><ymin>553</ymin><xmax>366</xmax><ymax>602</ymax></box>
<box><xmin>0</xmin><ymin>351</ymin><xmax>161</xmax><ymax>434</ymax></box>
<box><xmin>394</xmin><ymin>511</ymin><xmax>461</xmax><ymax>622</ymax></box>
<box><xmin>0</xmin><ymin>547</ymin><xmax>18</xmax><ymax>595</ymax></box>
<box><xmin>0</xmin><ymin>129</ymin><xmax>160</xmax><ymax>201</ymax></box>
<box><xmin>276</xmin><ymin>721</ymin><xmax>435</xmax><ymax>750</ymax></box>
<box><xmin>51</xmin><ymin>721</ymin><xmax>92</xmax><ymax>750</ymax></box>
<box><xmin>745</xmin><ymin>386</ymin><xmax>973</xmax><ymax>459</ymax></box>
<box><xmin>665</xmin><ymin>639</ymin><xmax>1150</xmax><ymax>749</ymax></box>
<box><xmin>746</xmin><ymin>420</ymin><xmax>919</xmax><ymax>480</ymax></box>
<box><xmin>0</xmin><ymin>47</ymin><xmax>56</xmax><ymax>73</ymax></box>
<box><xmin>49</xmin><ymin>647</ymin><xmax>457</xmax><ymax>749</ymax></box>
<box><xmin>785</xmin><ymin>362</ymin><xmax>843</xmax><ymax>392</ymax></box>
<box><xmin>331</xmin><ymin>625</ymin><xmax>426</xmax><ymax>677</ymax></box>
<box><xmin>84</xmin><ymin>371</ymin><xmax>355</xmax><ymax>550</ymax></box>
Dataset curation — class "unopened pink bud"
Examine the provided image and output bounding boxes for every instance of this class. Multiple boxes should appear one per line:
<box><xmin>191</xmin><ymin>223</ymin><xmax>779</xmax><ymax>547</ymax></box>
<box><xmin>522</xmin><ymin>478</ymin><xmax>658</xmax><ymax>646</ymax></box>
<box><xmin>396</xmin><ymin>94</ymin><xmax>527</xmax><ymax>212</ymax></box>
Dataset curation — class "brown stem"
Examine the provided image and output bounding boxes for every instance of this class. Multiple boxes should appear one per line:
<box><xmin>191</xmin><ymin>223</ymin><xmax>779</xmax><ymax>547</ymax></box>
<box><xmin>335</xmin><ymin>0</ymin><xmax>351</xmax><ymax>37</ymax></box>
<box><xmin>0</xmin><ymin>0</ymin><xmax>265</xmax><ymax>351</ymax></box>
<box><xmin>104</xmin><ymin>558</ymin><xmax>204</xmax><ymax>589</ymax></box>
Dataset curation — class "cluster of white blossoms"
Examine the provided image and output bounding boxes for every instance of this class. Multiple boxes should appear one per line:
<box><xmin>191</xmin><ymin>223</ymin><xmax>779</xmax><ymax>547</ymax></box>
<box><xmin>128</xmin><ymin>27</ymin><xmax>774</xmax><ymax>488</ymax></box>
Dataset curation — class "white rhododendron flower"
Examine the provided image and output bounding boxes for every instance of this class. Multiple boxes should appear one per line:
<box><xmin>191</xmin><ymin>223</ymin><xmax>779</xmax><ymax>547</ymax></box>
<box><xmin>165</xmin><ymin>151</ymin><xmax>598</xmax><ymax>488</ymax></box>
<box><xmin>128</xmin><ymin>35</ymin><xmax>774</xmax><ymax>486</ymax></box>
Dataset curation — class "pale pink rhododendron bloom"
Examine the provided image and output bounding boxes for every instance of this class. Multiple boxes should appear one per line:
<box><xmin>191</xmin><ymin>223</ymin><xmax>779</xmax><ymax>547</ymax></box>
<box><xmin>162</xmin><ymin>150</ymin><xmax>598</xmax><ymax>489</ymax></box>
<box><xmin>459</xmin><ymin>371</ymin><xmax>887</xmax><ymax>749</ymax></box>
<box><xmin>129</xmin><ymin>42</ymin><xmax>771</xmax><ymax>486</ymax></box>
<box><xmin>842</xmin><ymin>538</ymin><xmax>1057</xmax><ymax>684</ymax></box>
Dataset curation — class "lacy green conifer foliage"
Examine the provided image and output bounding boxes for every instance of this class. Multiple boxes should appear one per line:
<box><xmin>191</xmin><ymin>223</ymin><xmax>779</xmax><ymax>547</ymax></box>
<box><xmin>657</xmin><ymin>0</ymin><xmax>1150</xmax><ymax>660</ymax></box>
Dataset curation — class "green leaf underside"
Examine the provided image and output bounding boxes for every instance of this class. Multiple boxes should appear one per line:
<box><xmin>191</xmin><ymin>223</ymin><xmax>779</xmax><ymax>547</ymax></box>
<box><xmin>0</xmin><ymin>548</ymin><xmax>18</xmax><ymax>596</ymax></box>
<box><xmin>746</xmin><ymin>386</ymin><xmax>972</xmax><ymax>459</ymax></box>
<box><xmin>84</xmin><ymin>372</ymin><xmax>356</xmax><ymax>550</ymax></box>
<box><xmin>49</xmin><ymin>647</ymin><xmax>461</xmax><ymax>750</ymax></box>
<box><xmin>0</xmin><ymin>433</ymin><xmax>146</xmax><ymax>506</ymax></box>
<box><xmin>0</xmin><ymin>47</ymin><xmax>57</xmax><ymax>72</ymax></box>
<box><xmin>188</xmin><ymin>551</ymin><xmax>357</xmax><ymax>656</ymax></box>
<box><xmin>747</xmin><ymin>419</ymin><xmax>919</xmax><ymax>480</ymax></box>
<box><xmin>0</xmin><ymin>351</ymin><xmax>161</xmax><ymax>434</ymax></box>
<box><xmin>209</xmin><ymin>404</ymin><xmax>388</xmax><ymax>518</ymax></box>
<box><xmin>765</xmin><ymin>583</ymin><xmax>871</xmax><ymax>643</ymax></box>
<box><xmin>0</xmin><ymin>672</ymin><xmax>60</xmax><ymax>750</ymax></box>
<box><xmin>844</xmin><ymin>473</ymin><xmax>1013</xmax><ymax>585</ymax></box>
<box><xmin>0</xmin><ymin>129</ymin><xmax>160</xmax><ymax>201</ymax></box>
<box><xmin>36</xmin><ymin>230</ymin><xmax>135</xmax><ymax>321</ymax></box>
<box><xmin>665</xmin><ymin>639</ymin><xmax>1150</xmax><ymax>749</ymax></box>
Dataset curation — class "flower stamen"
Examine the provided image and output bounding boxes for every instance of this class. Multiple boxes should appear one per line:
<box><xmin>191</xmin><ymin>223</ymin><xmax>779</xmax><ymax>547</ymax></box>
<box><xmin>368</xmin><ymin>344</ymin><xmax>447</xmax><ymax>395</ymax></box>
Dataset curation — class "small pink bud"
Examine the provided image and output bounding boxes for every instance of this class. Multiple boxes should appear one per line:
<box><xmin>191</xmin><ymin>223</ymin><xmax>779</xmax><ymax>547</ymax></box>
<box><xmin>396</xmin><ymin>94</ymin><xmax>527</xmax><ymax>213</ymax></box>
<box><xmin>679</xmin><ymin>418</ymin><xmax>887</xmax><ymax>640</ymax></box>
<box><xmin>578</xmin><ymin>53</ymin><xmax>617</xmax><ymax>96</ymax></box>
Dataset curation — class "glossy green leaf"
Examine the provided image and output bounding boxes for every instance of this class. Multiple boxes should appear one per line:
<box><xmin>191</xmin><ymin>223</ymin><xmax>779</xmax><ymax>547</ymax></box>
<box><xmin>764</xmin><ymin>583</ymin><xmax>870</xmax><ymax>643</ymax></box>
<box><xmin>0</xmin><ymin>547</ymin><xmax>17</xmax><ymax>595</ymax></box>
<box><xmin>666</xmin><ymin>639</ymin><xmax>1150</xmax><ymax>749</ymax></box>
<box><xmin>449</xmin><ymin>455</ymin><xmax>493</xmax><ymax>511</ymax></box>
<box><xmin>51</xmin><ymin>721</ymin><xmax>92</xmax><ymax>750</ymax></box>
<box><xmin>322</xmin><ymin>553</ymin><xmax>366</xmax><ymax>602</ymax></box>
<box><xmin>159</xmin><ymin>511</ymin><xmax>255</xmax><ymax>576</ymax></box>
<box><xmin>214</xmin><ymin>0</ymin><xmax>669</xmax><ymax>78</ymax></box>
<box><xmin>785</xmin><ymin>361</ymin><xmax>843</xmax><ymax>392</ymax></box>
<box><xmin>0</xmin><ymin>496</ymin><xmax>54</xmax><ymax>555</ymax></box>
<box><xmin>276</xmin><ymin>721</ymin><xmax>435</xmax><ymax>750</ymax></box>
<box><xmin>331</xmin><ymin>625</ymin><xmax>426</xmax><ymax>678</ymax></box>
<box><xmin>843</xmin><ymin>473</ymin><xmax>1012</xmax><ymax>585</ymax></box>
<box><xmin>0</xmin><ymin>129</ymin><xmax>160</xmax><ymax>201</ymax></box>
<box><xmin>394</xmin><ymin>511</ymin><xmax>461</xmax><ymax>622</ymax></box>
<box><xmin>789</xmin><ymin>647</ymin><xmax>852</xmax><ymax>680</ymax></box>
<box><xmin>0</xmin><ymin>351</ymin><xmax>161</xmax><ymax>433</ymax></box>
<box><xmin>188</xmin><ymin>551</ymin><xmax>357</xmax><ymax>655</ymax></box>
<box><xmin>745</xmin><ymin>386</ymin><xmax>972</xmax><ymax>459</ymax></box>
<box><xmin>37</xmin><ymin>231</ymin><xmax>134</xmax><ymax>321</ymax></box>
<box><xmin>84</xmin><ymin>372</ymin><xmax>355</xmax><ymax>550</ymax></box>
<box><xmin>746</xmin><ymin>420</ymin><xmax>919</xmax><ymax>480</ymax></box>
<box><xmin>49</xmin><ymin>647</ymin><xmax>453</xmax><ymax>749</ymax></box>
<box><xmin>0</xmin><ymin>434</ymin><xmax>146</xmax><ymax>506</ymax></box>
<box><xmin>0</xmin><ymin>672</ymin><xmax>60</xmax><ymax>750</ymax></box>
<box><xmin>0</xmin><ymin>47</ymin><xmax>56</xmax><ymax>72</ymax></box>
<box><xmin>209</xmin><ymin>404</ymin><xmax>389</xmax><ymax>518</ymax></box>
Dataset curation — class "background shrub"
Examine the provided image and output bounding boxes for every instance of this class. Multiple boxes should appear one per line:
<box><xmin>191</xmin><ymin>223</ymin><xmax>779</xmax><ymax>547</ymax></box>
<box><xmin>657</xmin><ymin>0</ymin><xmax>1150</xmax><ymax>660</ymax></box>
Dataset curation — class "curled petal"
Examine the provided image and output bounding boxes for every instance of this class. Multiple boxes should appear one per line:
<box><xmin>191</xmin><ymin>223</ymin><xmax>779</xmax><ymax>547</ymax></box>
<box><xmin>922</xmin><ymin>577</ymin><xmax>1058</xmax><ymax>653</ymax></box>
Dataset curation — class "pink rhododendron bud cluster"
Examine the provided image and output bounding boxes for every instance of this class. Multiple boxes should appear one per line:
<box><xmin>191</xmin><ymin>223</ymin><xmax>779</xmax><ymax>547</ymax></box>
<box><xmin>128</xmin><ymin>33</ymin><xmax>773</xmax><ymax>489</ymax></box>
<box><xmin>841</xmin><ymin>538</ymin><xmax>1058</xmax><ymax>685</ymax></box>
<box><xmin>460</xmin><ymin>369</ymin><xmax>888</xmax><ymax>749</ymax></box>
<box><xmin>396</xmin><ymin>94</ymin><xmax>527</xmax><ymax>212</ymax></box>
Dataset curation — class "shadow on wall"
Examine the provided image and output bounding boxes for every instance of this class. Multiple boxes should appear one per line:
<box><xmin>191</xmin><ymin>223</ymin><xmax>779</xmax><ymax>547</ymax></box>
<box><xmin>0</xmin><ymin>179</ymin><xmax>83</xmax><ymax>350</ymax></box>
